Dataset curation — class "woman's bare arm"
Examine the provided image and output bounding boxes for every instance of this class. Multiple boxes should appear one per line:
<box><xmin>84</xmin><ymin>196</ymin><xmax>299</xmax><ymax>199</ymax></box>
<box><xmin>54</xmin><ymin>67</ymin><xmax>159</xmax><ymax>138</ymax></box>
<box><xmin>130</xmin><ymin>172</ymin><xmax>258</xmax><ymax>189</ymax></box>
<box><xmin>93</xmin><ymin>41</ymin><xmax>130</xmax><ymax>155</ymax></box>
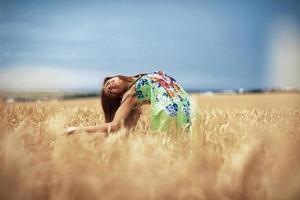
<box><xmin>64</xmin><ymin>96</ymin><xmax>137</xmax><ymax>135</ymax></box>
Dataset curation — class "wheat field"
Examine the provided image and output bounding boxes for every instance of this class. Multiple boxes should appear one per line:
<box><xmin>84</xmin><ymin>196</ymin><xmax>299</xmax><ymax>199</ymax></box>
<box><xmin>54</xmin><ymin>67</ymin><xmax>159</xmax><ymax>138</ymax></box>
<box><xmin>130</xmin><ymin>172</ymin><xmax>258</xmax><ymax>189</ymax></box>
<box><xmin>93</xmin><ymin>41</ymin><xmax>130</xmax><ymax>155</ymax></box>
<box><xmin>0</xmin><ymin>93</ymin><xmax>300</xmax><ymax>200</ymax></box>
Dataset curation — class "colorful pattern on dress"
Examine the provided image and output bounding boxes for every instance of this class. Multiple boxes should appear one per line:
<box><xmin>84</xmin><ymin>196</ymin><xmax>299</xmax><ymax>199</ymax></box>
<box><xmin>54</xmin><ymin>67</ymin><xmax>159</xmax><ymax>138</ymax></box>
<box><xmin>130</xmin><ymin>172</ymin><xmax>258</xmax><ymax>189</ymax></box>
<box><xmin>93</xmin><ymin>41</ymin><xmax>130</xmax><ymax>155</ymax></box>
<box><xmin>135</xmin><ymin>70</ymin><xmax>191</xmax><ymax>134</ymax></box>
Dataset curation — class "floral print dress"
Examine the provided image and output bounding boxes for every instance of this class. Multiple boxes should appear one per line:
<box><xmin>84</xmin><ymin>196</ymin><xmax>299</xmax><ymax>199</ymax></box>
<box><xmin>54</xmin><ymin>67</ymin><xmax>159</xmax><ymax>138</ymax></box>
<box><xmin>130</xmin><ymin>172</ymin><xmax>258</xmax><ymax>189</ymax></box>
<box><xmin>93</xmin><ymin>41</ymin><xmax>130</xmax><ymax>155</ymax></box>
<box><xmin>132</xmin><ymin>70</ymin><xmax>191</xmax><ymax>134</ymax></box>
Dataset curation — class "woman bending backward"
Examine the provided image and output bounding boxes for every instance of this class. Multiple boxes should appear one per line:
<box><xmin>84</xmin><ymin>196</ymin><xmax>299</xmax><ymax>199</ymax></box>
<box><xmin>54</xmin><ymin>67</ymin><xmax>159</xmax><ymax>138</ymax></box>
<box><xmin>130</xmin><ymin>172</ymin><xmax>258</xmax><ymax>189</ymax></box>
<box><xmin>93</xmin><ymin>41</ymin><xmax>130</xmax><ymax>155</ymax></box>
<box><xmin>65</xmin><ymin>70</ymin><xmax>191</xmax><ymax>135</ymax></box>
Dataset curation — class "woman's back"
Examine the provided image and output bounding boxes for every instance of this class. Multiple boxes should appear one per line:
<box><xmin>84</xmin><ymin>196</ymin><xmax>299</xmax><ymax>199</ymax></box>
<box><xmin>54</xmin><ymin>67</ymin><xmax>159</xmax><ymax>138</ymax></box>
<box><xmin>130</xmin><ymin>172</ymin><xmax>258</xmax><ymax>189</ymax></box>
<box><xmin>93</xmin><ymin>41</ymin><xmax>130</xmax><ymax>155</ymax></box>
<box><xmin>129</xmin><ymin>71</ymin><xmax>191</xmax><ymax>134</ymax></box>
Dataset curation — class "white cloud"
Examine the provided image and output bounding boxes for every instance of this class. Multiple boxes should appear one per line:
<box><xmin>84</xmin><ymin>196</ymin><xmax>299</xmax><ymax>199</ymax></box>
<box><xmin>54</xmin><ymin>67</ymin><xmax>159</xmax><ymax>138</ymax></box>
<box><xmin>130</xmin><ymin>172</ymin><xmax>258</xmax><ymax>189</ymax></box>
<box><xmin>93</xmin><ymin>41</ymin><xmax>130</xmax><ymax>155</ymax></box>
<box><xmin>0</xmin><ymin>66</ymin><xmax>106</xmax><ymax>91</ymax></box>
<box><xmin>265</xmin><ymin>16</ymin><xmax>300</xmax><ymax>89</ymax></box>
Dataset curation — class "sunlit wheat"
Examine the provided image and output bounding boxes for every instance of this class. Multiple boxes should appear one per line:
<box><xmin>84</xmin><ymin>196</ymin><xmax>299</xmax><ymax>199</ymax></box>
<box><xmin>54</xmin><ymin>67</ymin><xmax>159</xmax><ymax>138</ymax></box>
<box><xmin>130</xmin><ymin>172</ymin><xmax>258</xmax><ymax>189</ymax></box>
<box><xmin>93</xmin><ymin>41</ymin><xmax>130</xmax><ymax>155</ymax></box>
<box><xmin>0</xmin><ymin>94</ymin><xmax>300</xmax><ymax>200</ymax></box>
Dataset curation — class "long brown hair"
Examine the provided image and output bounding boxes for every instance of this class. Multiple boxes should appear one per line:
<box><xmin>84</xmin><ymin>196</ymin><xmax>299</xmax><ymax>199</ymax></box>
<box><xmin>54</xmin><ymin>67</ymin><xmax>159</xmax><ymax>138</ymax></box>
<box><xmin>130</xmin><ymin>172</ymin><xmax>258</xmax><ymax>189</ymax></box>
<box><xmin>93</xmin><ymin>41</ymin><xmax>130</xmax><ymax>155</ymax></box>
<box><xmin>100</xmin><ymin>73</ymin><xmax>145</xmax><ymax>128</ymax></box>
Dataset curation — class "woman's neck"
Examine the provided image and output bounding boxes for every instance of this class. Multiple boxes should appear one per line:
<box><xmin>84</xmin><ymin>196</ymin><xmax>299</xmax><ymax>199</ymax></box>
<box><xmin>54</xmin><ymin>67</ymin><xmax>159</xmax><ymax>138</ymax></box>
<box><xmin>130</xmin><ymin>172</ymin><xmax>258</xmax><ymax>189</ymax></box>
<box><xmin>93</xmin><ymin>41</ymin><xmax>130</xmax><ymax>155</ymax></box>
<box><xmin>128</xmin><ymin>76</ymin><xmax>142</xmax><ymax>90</ymax></box>
<box><xmin>121</xmin><ymin>77</ymin><xmax>135</xmax><ymax>93</ymax></box>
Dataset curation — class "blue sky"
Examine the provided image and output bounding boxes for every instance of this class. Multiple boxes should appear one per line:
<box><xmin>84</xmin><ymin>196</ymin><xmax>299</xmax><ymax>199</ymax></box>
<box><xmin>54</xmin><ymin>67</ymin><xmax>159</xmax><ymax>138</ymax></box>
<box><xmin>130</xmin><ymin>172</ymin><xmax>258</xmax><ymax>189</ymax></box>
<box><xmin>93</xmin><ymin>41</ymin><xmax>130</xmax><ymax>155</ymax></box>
<box><xmin>0</xmin><ymin>0</ymin><xmax>300</xmax><ymax>91</ymax></box>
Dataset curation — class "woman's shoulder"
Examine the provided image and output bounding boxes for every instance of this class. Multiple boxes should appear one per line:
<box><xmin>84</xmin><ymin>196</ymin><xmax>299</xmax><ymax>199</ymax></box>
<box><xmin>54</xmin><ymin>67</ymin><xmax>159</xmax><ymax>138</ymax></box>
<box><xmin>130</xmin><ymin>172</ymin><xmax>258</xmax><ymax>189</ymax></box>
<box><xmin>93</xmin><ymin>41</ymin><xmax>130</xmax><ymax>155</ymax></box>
<box><xmin>121</xmin><ymin>85</ymin><xmax>136</xmax><ymax>104</ymax></box>
<box><xmin>121</xmin><ymin>75</ymin><xmax>152</xmax><ymax>105</ymax></box>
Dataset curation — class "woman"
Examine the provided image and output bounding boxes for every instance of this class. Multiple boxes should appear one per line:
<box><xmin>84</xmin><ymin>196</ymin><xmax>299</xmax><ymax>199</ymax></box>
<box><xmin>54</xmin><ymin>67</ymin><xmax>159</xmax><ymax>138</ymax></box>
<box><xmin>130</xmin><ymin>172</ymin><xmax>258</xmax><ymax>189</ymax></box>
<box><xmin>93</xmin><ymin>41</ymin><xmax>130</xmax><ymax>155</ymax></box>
<box><xmin>65</xmin><ymin>70</ymin><xmax>191</xmax><ymax>135</ymax></box>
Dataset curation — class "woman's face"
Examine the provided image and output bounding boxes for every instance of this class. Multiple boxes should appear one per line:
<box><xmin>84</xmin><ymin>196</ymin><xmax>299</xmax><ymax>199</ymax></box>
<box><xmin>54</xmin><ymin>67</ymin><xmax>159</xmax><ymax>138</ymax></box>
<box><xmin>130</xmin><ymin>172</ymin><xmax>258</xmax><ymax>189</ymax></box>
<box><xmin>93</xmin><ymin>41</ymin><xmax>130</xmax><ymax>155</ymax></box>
<box><xmin>104</xmin><ymin>76</ymin><xmax>125</xmax><ymax>97</ymax></box>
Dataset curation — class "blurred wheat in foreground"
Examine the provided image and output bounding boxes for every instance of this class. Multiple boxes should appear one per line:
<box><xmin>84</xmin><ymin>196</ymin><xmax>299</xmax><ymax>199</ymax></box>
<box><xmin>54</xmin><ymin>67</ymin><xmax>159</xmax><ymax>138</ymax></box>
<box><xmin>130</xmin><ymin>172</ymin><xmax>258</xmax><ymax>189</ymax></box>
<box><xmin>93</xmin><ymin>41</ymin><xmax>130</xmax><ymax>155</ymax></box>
<box><xmin>0</xmin><ymin>93</ymin><xmax>300</xmax><ymax>200</ymax></box>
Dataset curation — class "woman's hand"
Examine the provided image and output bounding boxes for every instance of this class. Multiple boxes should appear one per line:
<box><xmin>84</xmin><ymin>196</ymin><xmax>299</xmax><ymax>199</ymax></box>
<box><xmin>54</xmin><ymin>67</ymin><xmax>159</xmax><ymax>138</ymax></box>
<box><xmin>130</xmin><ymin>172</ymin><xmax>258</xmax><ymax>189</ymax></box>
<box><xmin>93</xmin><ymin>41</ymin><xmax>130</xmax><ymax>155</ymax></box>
<box><xmin>62</xmin><ymin>126</ymin><xmax>78</xmax><ymax>136</ymax></box>
<box><xmin>61</xmin><ymin>126</ymin><xmax>107</xmax><ymax>136</ymax></box>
